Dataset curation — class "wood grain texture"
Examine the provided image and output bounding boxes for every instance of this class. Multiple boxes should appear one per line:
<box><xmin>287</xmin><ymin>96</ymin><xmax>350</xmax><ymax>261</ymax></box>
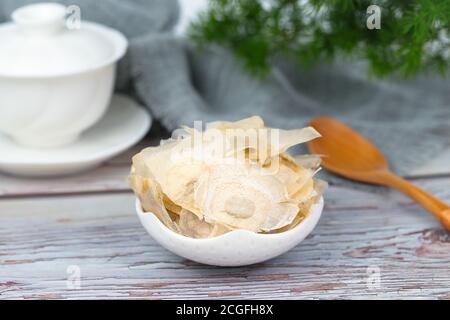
<box><xmin>0</xmin><ymin>138</ymin><xmax>157</xmax><ymax>198</ymax></box>
<box><xmin>1</xmin><ymin>176</ymin><xmax>449</xmax><ymax>300</ymax></box>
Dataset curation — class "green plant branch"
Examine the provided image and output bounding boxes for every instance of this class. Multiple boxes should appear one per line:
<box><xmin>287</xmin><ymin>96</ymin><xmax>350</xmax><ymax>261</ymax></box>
<box><xmin>190</xmin><ymin>0</ymin><xmax>450</xmax><ymax>78</ymax></box>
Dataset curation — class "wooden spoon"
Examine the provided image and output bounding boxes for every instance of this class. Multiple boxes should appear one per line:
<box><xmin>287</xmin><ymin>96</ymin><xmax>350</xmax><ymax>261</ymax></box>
<box><xmin>307</xmin><ymin>116</ymin><xmax>450</xmax><ymax>231</ymax></box>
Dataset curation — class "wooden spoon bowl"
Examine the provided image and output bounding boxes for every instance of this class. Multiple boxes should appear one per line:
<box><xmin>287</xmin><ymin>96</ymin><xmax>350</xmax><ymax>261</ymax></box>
<box><xmin>308</xmin><ymin>116</ymin><xmax>450</xmax><ymax>231</ymax></box>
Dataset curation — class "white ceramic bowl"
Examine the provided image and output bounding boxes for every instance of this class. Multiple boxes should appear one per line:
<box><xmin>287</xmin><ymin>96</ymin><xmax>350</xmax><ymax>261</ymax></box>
<box><xmin>0</xmin><ymin>3</ymin><xmax>128</xmax><ymax>148</ymax></box>
<box><xmin>136</xmin><ymin>197</ymin><xmax>324</xmax><ymax>266</ymax></box>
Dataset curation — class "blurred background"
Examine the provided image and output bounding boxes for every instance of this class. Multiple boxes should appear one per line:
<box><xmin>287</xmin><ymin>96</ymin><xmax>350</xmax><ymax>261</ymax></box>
<box><xmin>0</xmin><ymin>0</ymin><xmax>448</xmax><ymax>181</ymax></box>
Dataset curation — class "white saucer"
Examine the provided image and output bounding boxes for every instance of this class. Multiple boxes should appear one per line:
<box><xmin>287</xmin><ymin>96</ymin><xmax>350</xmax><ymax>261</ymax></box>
<box><xmin>0</xmin><ymin>94</ymin><xmax>151</xmax><ymax>177</ymax></box>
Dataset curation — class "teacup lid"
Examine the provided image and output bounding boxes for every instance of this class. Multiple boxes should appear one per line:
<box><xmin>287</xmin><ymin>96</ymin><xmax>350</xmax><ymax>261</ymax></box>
<box><xmin>0</xmin><ymin>3</ymin><xmax>127</xmax><ymax>78</ymax></box>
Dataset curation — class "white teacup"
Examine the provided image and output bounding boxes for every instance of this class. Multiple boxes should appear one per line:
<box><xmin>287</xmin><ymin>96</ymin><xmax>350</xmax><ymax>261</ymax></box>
<box><xmin>0</xmin><ymin>3</ymin><xmax>127</xmax><ymax>148</ymax></box>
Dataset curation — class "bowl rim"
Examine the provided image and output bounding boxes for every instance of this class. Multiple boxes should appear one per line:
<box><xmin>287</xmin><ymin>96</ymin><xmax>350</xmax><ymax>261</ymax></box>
<box><xmin>0</xmin><ymin>21</ymin><xmax>128</xmax><ymax>79</ymax></box>
<box><xmin>135</xmin><ymin>196</ymin><xmax>324</xmax><ymax>242</ymax></box>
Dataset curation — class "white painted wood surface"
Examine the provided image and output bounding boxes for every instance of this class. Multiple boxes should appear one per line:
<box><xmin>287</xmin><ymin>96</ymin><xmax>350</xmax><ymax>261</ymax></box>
<box><xmin>0</xmin><ymin>136</ymin><xmax>449</xmax><ymax>299</ymax></box>
<box><xmin>0</xmin><ymin>139</ymin><xmax>154</xmax><ymax>198</ymax></box>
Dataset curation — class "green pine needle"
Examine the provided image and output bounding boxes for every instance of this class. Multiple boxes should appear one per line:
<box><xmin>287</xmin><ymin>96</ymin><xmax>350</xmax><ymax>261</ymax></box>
<box><xmin>190</xmin><ymin>0</ymin><xmax>450</xmax><ymax>78</ymax></box>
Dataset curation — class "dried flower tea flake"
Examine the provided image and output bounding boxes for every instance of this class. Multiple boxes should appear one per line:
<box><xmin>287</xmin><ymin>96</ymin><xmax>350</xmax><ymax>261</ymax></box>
<box><xmin>129</xmin><ymin>116</ymin><xmax>324</xmax><ymax>238</ymax></box>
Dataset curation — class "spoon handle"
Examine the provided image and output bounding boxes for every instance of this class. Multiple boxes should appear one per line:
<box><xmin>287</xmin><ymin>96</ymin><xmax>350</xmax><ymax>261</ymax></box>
<box><xmin>382</xmin><ymin>172</ymin><xmax>450</xmax><ymax>231</ymax></box>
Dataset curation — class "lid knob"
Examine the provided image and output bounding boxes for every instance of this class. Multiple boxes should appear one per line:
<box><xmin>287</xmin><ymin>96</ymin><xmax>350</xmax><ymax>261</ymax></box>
<box><xmin>12</xmin><ymin>3</ymin><xmax>67</xmax><ymax>36</ymax></box>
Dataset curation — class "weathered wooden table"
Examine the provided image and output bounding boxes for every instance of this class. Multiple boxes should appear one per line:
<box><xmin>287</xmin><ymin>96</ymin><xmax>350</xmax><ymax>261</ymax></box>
<box><xmin>1</xmin><ymin>134</ymin><xmax>449</xmax><ymax>300</ymax></box>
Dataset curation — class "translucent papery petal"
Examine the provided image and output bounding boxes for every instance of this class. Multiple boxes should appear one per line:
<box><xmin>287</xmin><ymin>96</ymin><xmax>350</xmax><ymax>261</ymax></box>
<box><xmin>262</xmin><ymin>127</ymin><xmax>321</xmax><ymax>163</ymax></box>
<box><xmin>132</xmin><ymin>137</ymin><xmax>212</xmax><ymax>214</ymax></box>
<box><xmin>177</xmin><ymin>209</ymin><xmax>232</xmax><ymax>239</ymax></box>
<box><xmin>209</xmin><ymin>223</ymin><xmax>233</xmax><ymax>238</ymax></box>
<box><xmin>178</xmin><ymin>209</ymin><xmax>213</xmax><ymax>239</ymax></box>
<box><xmin>292</xmin><ymin>154</ymin><xmax>322</xmax><ymax>170</ymax></box>
<box><xmin>264</xmin><ymin>153</ymin><xmax>317</xmax><ymax>198</ymax></box>
<box><xmin>271</xmin><ymin>179</ymin><xmax>326</xmax><ymax>233</ymax></box>
<box><xmin>128</xmin><ymin>175</ymin><xmax>179</xmax><ymax>232</ymax></box>
<box><xmin>194</xmin><ymin>163</ymin><xmax>298</xmax><ymax>232</ymax></box>
<box><xmin>206</xmin><ymin>116</ymin><xmax>265</xmax><ymax>131</ymax></box>
<box><xmin>165</xmin><ymin>162</ymin><xmax>205</xmax><ymax>218</ymax></box>
<box><xmin>217</xmin><ymin>126</ymin><xmax>321</xmax><ymax>163</ymax></box>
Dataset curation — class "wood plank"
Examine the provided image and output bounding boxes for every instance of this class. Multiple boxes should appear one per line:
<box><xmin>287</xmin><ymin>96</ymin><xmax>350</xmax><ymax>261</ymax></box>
<box><xmin>0</xmin><ymin>137</ymin><xmax>161</xmax><ymax>198</ymax></box>
<box><xmin>1</xmin><ymin>177</ymin><xmax>449</xmax><ymax>299</ymax></box>
<box><xmin>407</xmin><ymin>149</ymin><xmax>450</xmax><ymax>178</ymax></box>
<box><xmin>0</xmin><ymin>165</ymin><xmax>130</xmax><ymax>198</ymax></box>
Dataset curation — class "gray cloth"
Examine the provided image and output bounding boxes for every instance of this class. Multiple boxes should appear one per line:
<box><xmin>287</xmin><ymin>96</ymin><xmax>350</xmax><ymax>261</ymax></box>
<box><xmin>133</xmin><ymin>37</ymin><xmax>450</xmax><ymax>186</ymax></box>
<box><xmin>2</xmin><ymin>0</ymin><xmax>449</xmax><ymax>185</ymax></box>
